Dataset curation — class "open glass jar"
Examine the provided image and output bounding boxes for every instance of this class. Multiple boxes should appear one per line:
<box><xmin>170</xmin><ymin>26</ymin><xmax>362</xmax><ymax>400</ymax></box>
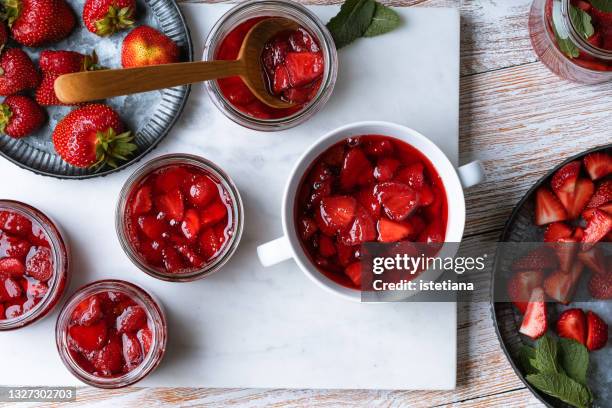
<box><xmin>55</xmin><ymin>280</ymin><xmax>167</xmax><ymax>388</ymax></box>
<box><xmin>203</xmin><ymin>0</ymin><xmax>338</xmax><ymax>131</ymax></box>
<box><xmin>116</xmin><ymin>154</ymin><xmax>244</xmax><ymax>282</ymax></box>
<box><xmin>529</xmin><ymin>0</ymin><xmax>612</xmax><ymax>83</ymax></box>
<box><xmin>0</xmin><ymin>200</ymin><xmax>69</xmax><ymax>330</ymax></box>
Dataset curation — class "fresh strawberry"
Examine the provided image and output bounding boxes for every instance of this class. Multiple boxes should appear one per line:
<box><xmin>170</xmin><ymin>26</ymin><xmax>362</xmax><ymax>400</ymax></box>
<box><xmin>52</xmin><ymin>104</ymin><xmax>136</xmax><ymax>168</ymax></box>
<box><xmin>550</xmin><ymin>161</ymin><xmax>581</xmax><ymax>213</ymax></box>
<box><xmin>556</xmin><ymin>308</ymin><xmax>587</xmax><ymax>345</ymax></box>
<box><xmin>519</xmin><ymin>287</ymin><xmax>547</xmax><ymax>339</ymax></box>
<box><xmin>187</xmin><ymin>176</ymin><xmax>217</xmax><ymax>207</ymax></box>
<box><xmin>71</xmin><ymin>295</ymin><xmax>103</xmax><ymax>326</ymax></box>
<box><xmin>83</xmin><ymin>0</ymin><xmax>135</xmax><ymax>36</ymax></box>
<box><xmin>0</xmin><ymin>49</ymin><xmax>40</xmax><ymax>95</ymax></box>
<box><xmin>544</xmin><ymin>263</ymin><xmax>583</xmax><ymax>304</ymax></box>
<box><xmin>566</xmin><ymin>178</ymin><xmax>594</xmax><ymax>219</ymax></box>
<box><xmin>577</xmin><ymin>247</ymin><xmax>606</xmax><ymax>275</ymax></box>
<box><xmin>316</xmin><ymin>196</ymin><xmax>356</xmax><ymax>236</ymax></box>
<box><xmin>374</xmin><ymin>158</ymin><xmax>400</xmax><ymax>182</ymax></box>
<box><xmin>507</xmin><ymin>270</ymin><xmax>544</xmax><ymax>314</ymax></box>
<box><xmin>121</xmin><ymin>332</ymin><xmax>142</xmax><ymax>368</ymax></box>
<box><xmin>377</xmin><ymin>218</ymin><xmax>413</xmax><ymax>243</ymax></box>
<box><xmin>155</xmin><ymin>188</ymin><xmax>184</xmax><ymax>222</ymax></box>
<box><xmin>583</xmin><ymin>201</ymin><xmax>612</xmax><ymax>220</ymax></box>
<box><xmin>200</xmin><ymin>200</ymin><xmax>227</xmax><ymax>228</ymax></box>
<box><xmin>4</xmin><ymin>0</ymin><xmax>76</xmax><ymax>46</ymax></box>
<box><xmin>136</xmin><ymin>327</ymin><xmax>152</xmax><ymax>355</ymax></box>
<box><xmin>554</xmin><ymin>237</ymin><xmax>579</xmax><ymax>272</ymax></box>
<box><xmin>116</xmin><ymin>305</ymin><xmax>147</xmax><ymax>333</ymax></box>
<box><xmin>394</xmin><ymin>163</ymin><xmax>425</xmax><ymax>189</ymax></box>
<box><xmin>68</xmin><ymin>321</ymin><xmax>107</xmax><ymax>352</ymax></box>
<box><xmin>585</xmin><ymin>311</ymin><xmax>608</xmax><ymax>351</ymax></box>
<box><xmin>25</xmin><ymin>246</ymin><xmax>53</xmax><ymax>281</ymax></box>
<box><xmin>0</xmin><ymin>277</ymin><xmax>22</xmax><ymax>301</ymax></box>
<box><xmin>583</xmin><ymin>151</ymin><xmax>612</xmax><ymax>180</ymax></box>
<box><xmin>543</xmin><ymin>222</ymin><xmax>573</xmax><ymax>242</ymax></box>
<box><xmin>344</xmin><ymin>262</ymin><xmax>362</xmax><ymax>287</ymax></box>
<box><xmin>588</xmin><ymin>271</ymin><xmax>612</xmax><ymax>299</ymax></box>
<box><xmin>534</xmin><ymin>187</ymin><xmax>567</xmax><ymax>225</ymax></box>
<box><xmin>340</xmin><ymin>148</ymin><xmax>374</xmax><ymax>190</ymax></box>
<box><xmin>0</xmin><ymin>211</ymin><xmax>31</xmax><ymax>236</ymax></box>
<box><xmin>0</xmin><ymin>257</ymin><xmax>25</xmax><ymax>277</ymax></box>
<box><xmin>586</xmin><ymin>179</ymin><xmax>612</xmax><ymax>209</ymax></box>
<box><xmin>375</xmin><ymin>181</ymin><xmax>419</xmax><ymax>221</ymax></box>
<box><xmin>93</xmin><ymin>336</ymin><xmax>122</xmax><ymax>375</ymax></box>
<box><xmin>137</xmin><ymin>215</ymin><xmax>164</xmax><ymax>240</ymax></box>
<box><xmin>0</xmin><ymin>233</ymin><xmax>31</xmax><ymax>259</ymax></box>
<box><xmin>121</xmin><ymin>25</ymin><xmax>180</xmax><ymax>68</ymax></box>
<box><xmin>338</xmin><ymin>205</ymin><xmax>376</xmax><ymax>246</ymax></box>
<box><xmin>317</xmin><ymin>234</ymin><xmax>336</xmax><ymax>258</ymax></box>
<box><xmin>511</xmin><ymin>246</ymin><xmax>558</xmax><ymax>272</ymax></box>
<box><xmin>131</xmin><ymin>186</ymin><xmax>152</xmax><ymax>215</ymax></box>
<box><xmin>582</xmin><ymin>209</ymin><xmax>612</xmax><ymax>250</ymax></box>
<box><xmin>0</xmin><ymin>95</ymin><xmax>45</xmax><ymax>138</ymax></box>
<box><xmin>283</xmin><ymin>52</ymin><xmax>324</xmax><ymax>87</ymax></box>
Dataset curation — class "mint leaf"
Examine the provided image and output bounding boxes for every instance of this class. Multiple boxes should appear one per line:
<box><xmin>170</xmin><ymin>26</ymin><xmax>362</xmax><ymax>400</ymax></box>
<box><xmin>554</xmin><ymin>24</ymin><xmax>580</xmax><ymax>59</ymax></box>
<box><xmin>558</xmin><ymin>339</ymin><xmax>589</xmax><ymax>386</ymax></box>
<box><xmin>590</xmin><ymin>0</ymin><xmax>612</xmax><ymax>13</ymax></box>
<box><xmin>569</xmin><ymin>5</ymin><xmax>594</xmax><ymax>40</ymax></box>
<box><xmin>327</xmin><ymin>0</ymin><xmax>376</xmax><ymax>49</ymax></box>
<box><xmin>364</xmin><ymin>3</ymin><xmax>401</xmax><ymax>37</ymax></box>
<box><xmin>526</xmin><ymin>372</ymin><xmax>592</xmax><ymax>408</ymax></box>
<box><xmin>533</xmin><ymin>334</ymin><xmax>559</xmax><ymax>374</ymax></box>
<box><xmin>519</xmin><ymin>345</ymin><xmax>538</xmax><ymax>375</ymax></box>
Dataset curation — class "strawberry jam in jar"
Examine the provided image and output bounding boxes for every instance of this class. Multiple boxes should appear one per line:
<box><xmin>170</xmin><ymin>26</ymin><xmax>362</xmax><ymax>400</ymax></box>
<box><xmin>204</xmin><ymin>0</ymin><xmax>337</xmax><ymax>131</ymax></box>
<box><xmin>117</xmin><ymin>154</ymin><xmax>244</xmax><ymax>282</ymax></box>
<box><xmin>295</xmin><ymin>136</ymin><xmax>448</xmax><ymax>290</ymax></box>
<box><xmin>0</xmin><ymin>200</ymin><xmax>69</xmax><ymax>330</ymax></box>
<box><xmin>529</xmin><ymin>0</ymin><xmax>612</xmax><ymax>83</ymax></box>
<box><xmin>56</xmin><ymin>280</ymin><xmax>166</xmax><ymax>388</ymax></box>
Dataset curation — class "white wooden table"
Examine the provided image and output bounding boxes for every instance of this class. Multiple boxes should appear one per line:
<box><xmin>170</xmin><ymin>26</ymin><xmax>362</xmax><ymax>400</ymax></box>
<box><xmin>6</xmin><ymin>0</ymin><xmax>611</xmax><ymax>406</ymax></box>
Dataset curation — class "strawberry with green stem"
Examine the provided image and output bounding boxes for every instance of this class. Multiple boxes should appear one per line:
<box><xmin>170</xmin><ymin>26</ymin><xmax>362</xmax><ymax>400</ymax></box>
<box><xmin>0</xmin><ymin>95</ymin><xmax>45</xmax><ymax>138</ymax></box>
<box><xmin>83</xmin><ymin>0</ymin><xmax>135</xmax><ymax>37</ymax></box>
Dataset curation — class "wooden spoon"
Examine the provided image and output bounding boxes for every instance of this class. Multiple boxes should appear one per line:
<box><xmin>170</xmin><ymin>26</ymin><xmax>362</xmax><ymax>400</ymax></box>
<box><xmin>54</xmin><ymin>18</ymin><xmax>299</xmax><ymax>108</ymax></box>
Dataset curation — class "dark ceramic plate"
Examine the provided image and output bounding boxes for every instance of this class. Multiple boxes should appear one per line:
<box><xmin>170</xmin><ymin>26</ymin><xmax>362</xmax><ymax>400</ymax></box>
<box><xmin>0</xmin><ymin>0</ymin><xmax>192</xmax><ymax>179</ymax></box>
<box><xmin>492</xmin><ymin>143</ymin><xmax>612</xmax><ymax>408</ymax></box>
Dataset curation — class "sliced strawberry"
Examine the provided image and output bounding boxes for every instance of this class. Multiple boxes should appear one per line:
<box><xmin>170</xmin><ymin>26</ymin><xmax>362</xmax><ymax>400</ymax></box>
<box><xmin>0</xmin><ymin>233</ymin><xmax>31</xmax><ymax>259</ymax></box>
<box><xmin>587</xmin><ymin>179</ymin><xmax>612</xmax><ymax>209</ymax></box>
<box><xmin>338</xmin><ymin>206</ymin><xmax>376</xmax><ymax>246</ymax></box>
<box><xmin>583</xmin><ymin>151</ymin><xmax>612</xmax><ymax>180</ymax></box>
<box><xmin>68</xmin><ymin>321</ymin><xmax>107</xmax><ymax>352</ymax></box>
<box><xmin>117</xmin><ymin>305</ymin><xmax>147</xmax><ymax>334</ymax></box>
<box><xmin>535</xmin><ymin>187</ymin><xmax>568</xmax><ymax>225</ymax></box>
<box><xmin>550</xmin><ymin>161</ymin><xmax>581</xmax><ymax>212</ymax></box>
<box><xmin>554</xmin><ymin>237</ymin><xmax>579</xmax><ymax>273</ymax></box>
<box><xmin>180</xmin><ymin>209</ymin><xmax>200</xmax><ymax>242</ymax></box>
<box><xmin>377</xmin><ymin>218</ymin><xmax>414</xmax><ymax>243</ymax></box>
<box><xmin>93</xmin><ymin>336</ymin><xmax>123</xmax><ymax>376</ymax></box>
<box><xmin>588</xmin><ymin>271</ymin><xmax>612</xmax><ymax>299</ymax></box>
<box><xmin>155</xmin><ymin>189</ymin><xmax>184</xmax><ymax>222</ymax></box>
<box><xmin>511</xmin><ymin>246</ymin><xmax>558</xmax><ymax>272</ymax></box>
<box><xmin>199</xmin><ymin>227</ymin><xmax>222</xmax><ymax>260</ymax></box>
<box><xmin>543</xmin><ymin>222</ymin><xmax>573</xmax><ymax>242</ymax></box>
<box><xmin>71</xmin><ymin>295</ymin><xmax>103</xmax><ymax>326</ymax></box>
<box><xmin>200</xmin><ymin>200</ymin><xmax>228</xmax><ymax>228</ymax></box>
<box><xmin>284</xmin><ymin>52</ymin><xmax>324</xmax><ymax>87</ymax></box>
<box><xmin>374</xmin><ymin>158</ymin><xmax>400</xmax><ymax>182</ymax></box>
<box><xmin>154</xmin><ymin>166</ymin><xmax>190</xmax><ymax>193</ymax></box>
<box><xmin>340</xmin><ymin>148</ymin><xmax>374</xmax><ymax>190</ymax></box>
<box><xmin>356</xmin><ymin>186</ymin><xmax>381</xmax><ymax>218</ymax></box>
<box><xmin>566</xmin><ymin>178</ymin><xmax>594</xmax><ymax>219</ymax></box>
<box><xmin>577</xmin><ymin>247</ymin><xmax>606</xmax><ymax>275</ymax></box>
<box><xmin>137</xmin><ymin>327</ymin><xmax>152</xmax><ymax>355</ymax></box>
<box><xmin>586</xmin><ymin>311</ymin><xmax>608</xmax><ymax>351</ymax></box>
<box><xmin>573</xmin><ymin>227</ymin><xmax>584</xmax><ymax>240</ymax></box>
<box><xmin>0</xmin><ymin>277</ymin><xmax>22</xmax><ymax>301</ymax></box>
<box><xmin>0</xmin><ymin>211</ymin><xmax>32</xmax><ymax>237</ymax></box>
<box><xmin>344</xmin><ymin>262</ymin><xmax>362</xmax><ymax>287</ymax></box>
<box><xmin>176</xmin><ymin>244</ymin><xmax>205</xmax><ymax>268</ymax></box>
<box><xmin>519</xmin><ymin>287</ymin><xmax>547</xmax><ymax>339</ymax></box>
<box><xmin>582</xmin><ymin>209</ymin><xmax>612</xmax><ymax>250</ymax></box>
<box><xmin>298</xmin><ymin>217</ymin><xmax>318</xmax><ymax>240</ymax></box>
<box><xmin>122</xmin><ymin>332</ymin><xmax>143</xmax><ymax>369</ymax></box>
<box><xmin>0</xmin><ymin>257</ymin><xmax>25</xmax><ymax>277</ymax></box>
<box><xmin>583</xmin><ymin>202</ymin><xmax>612</xmax><ymax>220</ymax></box>
<box><xmin>316</xmin><ymin>196</ymin><xmax>357</xmax><ymax>236</ymax></box>
<box><xmin>137</xmin><ymin>215</ymin><xmax>165</xmax><ymax>240</ymax></box>
<box><xmin>394</xmin><ymin>163</ymin><xmax>425</xmax><ymax>189</ymax></box>
<box><xmin>187</xmin><ymin>176</ymin><xmax>217</xmax><ymax>208</ymax></box>
<box><xmin>131</xmin><ymin>186</ymin><xmax>152</xmax><ymax>215</ymax></box>
<box><xmin>556</xmin><ymin>308</ymin><xmax>587</xmax><ymax>345</ymax></box>
<box><xmin>375</xmin><ymin>182</ymin><xmax>419</xmax><ymax>221</ymax></box>
<box><xmin>507</xmin><ymin>270</ymin><xmax>545</xmax><ymax>314</ymax></box>
<box><xmin>273</xmin><ymin>65</ymin><xmax>291</xmax><ymax>94</ymax></box>
<box><xmin>162</xmin><ymin>247</ymin><xmax>185</xmax><ymax>273</ymax></box>
<box><xmin>318</xmin><ymin>234</ymin><xmax>336</xmax><ymax>258</ymax></box>
<box><xmin>544</xmin><ymin>263</ymin><xmax>584</xmax><ymax>304</ymax></box>
<box><xmin>25</xmin><ymin>247</ymin><xmax>53</xmax><ymax>282</ymax></box>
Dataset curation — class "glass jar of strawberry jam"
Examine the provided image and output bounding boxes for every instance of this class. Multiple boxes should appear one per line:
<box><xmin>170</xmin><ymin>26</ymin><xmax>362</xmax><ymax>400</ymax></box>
<box><xmin>203</xmin><ymin>0</ymin><xmax>338</xmax><ymax>131</ymax></box>
<box><xmin>116</xmin><ymin>154</ymin><xmax>244</xmax><ymax>282</ymax></box>
<box><xmin>55</xmin><ymin>280</ymin><xmax>167</xmax><ymax>388</ymax></box>
<box><xmin>529</xmin><ymin>0</ymin><xmax>612</xmax><ymax>83</ymax></box>
<box><xmin>0</xmin><ymin>200</ymin><xmax>69</xmax><ymax>330</ymax></box>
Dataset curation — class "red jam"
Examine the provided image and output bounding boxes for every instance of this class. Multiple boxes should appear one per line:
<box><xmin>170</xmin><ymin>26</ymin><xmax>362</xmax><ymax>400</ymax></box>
<box><xmin>0</xmin><ymin>209</ymin><xmax>56</xmax><ymax>321</ymax></box>
<box><xmin>124</xmin><ymin>163</ymin><xmax>234</xmax><ymax>275</ymax></box>
<box><xmin>295</xmin><ymin>135</ymin><xmax>448</xmax><ymax>290</ymax></box>
<box><xmin>216</xmin><ymin>17</ymin><xmax>324</xmax><ymax>119</ymax></box>
<box><xmin>66</xmin><ymin>291</ymin><xmax>153</xmax><ymax>377</ymax></box>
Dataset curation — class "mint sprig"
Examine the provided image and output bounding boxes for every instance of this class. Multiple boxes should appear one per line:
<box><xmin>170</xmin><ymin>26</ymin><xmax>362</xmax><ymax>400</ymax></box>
<box><xmin>569</xmin><ymin>5</ymin><xmax>595</xmax><ymax>40</ymax></box>
<box><xmin>520</xmin><ymin>335</ymin><xmax>593</xmax><ymax>408</ymax></box>
<box><xmin>590</xmin><ymin>0</ymin><xmax>612</xmax><ymax>13</ymax></box>
<box><xmin>327</xmin><ymin>0</ymin><xmax>401</xmax><ymax>49</ymax></box>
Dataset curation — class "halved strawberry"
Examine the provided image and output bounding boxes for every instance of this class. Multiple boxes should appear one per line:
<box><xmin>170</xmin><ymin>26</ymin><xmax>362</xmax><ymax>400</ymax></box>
<box><xmin>316</xmin><ymin>196</ymin><xmax>357</xmax><ymax>236</ymax></box>
<box><xmin>373</xmin><ymin>158</ymin><xmax>400</xmax><ymax>182</ymax></box>
<box><xmin>298</xmin><ymin>217</ymin><xmax>318</xmax><ymax>240</ymax></box>
<box><xmin>187</xmin><ymin>176</ymin><xmax>217</xmax><ymax>208</ymax></box>
<box><xmin>0</xmin><ymin>257</ymin><xmax>25</xmax><ymax>277</ymax></box>
<box><xmin>344</xmin><ymin>262</ymin><xmax>362</xmax><ymax>287</ymax></box>
<box><xmin>93</xmin><ymin>336</ymin><xmax>122</xmax><ymax>375</ymax></box>
<box><xmin>556</xmin><ymin>308</ymin><xmax>587</xmax><ymax>345</ymax></box>
<box><xmin>122</xmin><ymin>333</ymin><xmax>143</xmax><ymax>369</ymax></box>
<box><xmin>200</xmin><ymin>201</ymin><xmax>228</xmax><ymax>228</ymax></box>
<box><xmin>131</xmin><ymin>185</ymin><xmax>152</xmax><ymax>215</ymax></box>
<box><xmin>582</xmin><ymin>209</ymin><xmax>612</xmax><ymax>250</ymax></box>
<box><xmin>377</xmin><ymin>218</ymin><xmax>413</xmax><ymax>242</ymax></box>
<box><xmin>554</xmin><ymin>237</ymin><xmax>579</xmax><ymax>273</ymax></box>
<box><xmin>583</xmin><ymin>202</ymin><xmax>612</xmax><ymax>220</ymax></box>
<box><xmin>394</xmin><ymin>163</ymin><xmax>424</xmax><ymax>189</ymax></box>
<box><xmin>544</xmin><ymin>263</ymin><xmax>584</xmax><ymax>304</ymax></box>
<box><xmin>586</xmin><ymin>311</ymin><xmax>608</xmax><ymax>351</ymax></box>
<box><xmin>71</xmin><ymin>295</ymin><xmax>103</xmax><ymax>326</ymax></box>
<box><xmin>137</xmin><ymin>215</ymin><xmax>165</xmax><ymax>240</ymax></box>
<box><xmin>284</xmin><ymin>52</ymin><xmax>324</xmax><ymax>87</ymax></box>
<box><xmin>338</xmin><ymin>206</ymin><xmax>376</xmax><ymax>246</ymax></box>
<box><xmin>550</xmin><ymin>161</ymin><xmax>581</xmax><ymax>212</ymax></box>
<box><xmin>155</xmin><ymin>189</ymin><xmax>184</xmax><ymax>222</ymax></box>
<box><xmin>507</xmin><ymin>270</ymin><xmax>545</xmax><ymax>314</ymax></box>
<box><xmin>180</xmin><ymin>209</ymin><xmax>200</xmax><ymax>242</ymax></box>
<box><xmin>0</xmin><ymin>233</ymin><xmax>31</xmax><ymax>259</ymax></box>
<box><xmin>534</xmin><ymin>187</ymin><xmax>567</xmax><ymax>225</ymax></box>
<box><xmin>583</xmin><ymin>151</ymin><xmax>612</xmax><ymax>180</ymax></box>
<box><xmin>340</xmin><ymin>148</ymin><xmax>374</xmax><ymax>190</ymax></box>
<box><xmin>318</xmin><ymin>234</ymin><xmax>336</xmax><ymax>258</ymax></box>
<box><xmin>587</xmin><ymin>179</ymin><xmax>612</xmax><ymax>209</ymax></box>
<box><xmin>375</xmin><ymin>182</ymin><xmax>419</xmax><ymax>221</ymax></box>
<box><xmin>577</xmin><ymin>247</ymin><xmax>606</xmax><ymax>275</ymax></box>
<box><xmin>588</xmin><ymin>271</ymin><xmax>612</xmax><ymax>299</ymax></box>
<box><xmin>519</xmin><ymin>287</ymin><xmax>547</xmax><ymax>339</ymax></box>
<box><xmin>543</xmin><ymin>222</ymin><xmax>573</xmax><ymax>242</ymax></box>
<box><xmin>566</xmin><ymin>178</ymin><xmax>594</xmax><ymax>219</ymax></box>
<box><xmin>25</xmin><ymin>247</ymin><xmax>53</xmax><ymax>282</ymax></box>
<box><xmin>0</xmin><ymin>277</ymin><xmax>22</xmax><ymax>301</ymax></box>
<box><xmin>69</xmin><ymin>321</ymin><xmax>108</xmax><ymax>352</ymax></box>
<box><xmin>511</xmin><ymin>246</ymin><xmax>558</xmax><ymax>272</ymax></box>
<box><xmin>117</xmin><ymin>305</ymin><xmax>147</xmax><ymax>334</ymax></box>
<box><xmin>356</xmin><ymin>186</ymin><xmax>381</xmax><ymax>218</ymax></box>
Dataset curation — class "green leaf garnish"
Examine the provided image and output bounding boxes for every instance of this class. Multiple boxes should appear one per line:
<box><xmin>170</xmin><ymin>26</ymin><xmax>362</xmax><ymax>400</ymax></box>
<box><xmin>554</xmin><ymin>24</ymin><xmax>580</xmax><ymax>59</ymax></box>
<box><xmin>364</xmin><ymin>3</ymin><xmax>401</xmax><ymax>37</ymax></box>
<box><xmin>569</xmin><ymin>5</ymin><xmax>595</xmax><ymax>40</ymax></box>
<box><xmin>558</xmin><ymin>338</ymin><xmax>589</xmax><ymax>386</ymax></box>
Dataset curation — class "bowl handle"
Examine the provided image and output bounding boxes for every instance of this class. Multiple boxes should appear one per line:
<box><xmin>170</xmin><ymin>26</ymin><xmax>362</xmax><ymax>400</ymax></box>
<box><xmin>257</xmin><ymin>236</ymin><xmax>293</xmax><ymax>267</ymax></box>
<box><xmin>457</xmin><ymin>160</ymin><xmax>485</xmax><ymax>188</ymax></box>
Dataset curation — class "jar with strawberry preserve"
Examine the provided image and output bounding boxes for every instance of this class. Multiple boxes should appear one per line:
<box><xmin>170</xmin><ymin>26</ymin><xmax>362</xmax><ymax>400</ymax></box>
<box><xmin>55</xmin><ymin>280</ymin><xmax>167</xmax><ymax>388</ymax></box>
<box><xmin>529</xmin><ymin>0</ymin><xmax>612</xmax><ymax>83</ymax></box>
<box><xmin>116</xmin><ymin>154</ymin><xmax>244</xmax><ymax>282</ymax></box>
<box><xmin>0</xmin><ymin>200</ymin><xmax>69</xmax><ymax>330</ymax></box>
<box><xmin>203</xmin><ymin>0</ymin><xmax>338</xmax><ymax>131</ymax></box>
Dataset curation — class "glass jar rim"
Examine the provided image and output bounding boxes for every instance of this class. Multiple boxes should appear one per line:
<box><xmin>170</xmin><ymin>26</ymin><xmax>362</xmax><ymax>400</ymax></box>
<box><xmin>55</xmin><ymin>279</ymin><xmax>166</xmax><ymax>388</ymax></box>
<box><xmin>116</xmin><ymin>153</ymin><xmax>245</xmax><ymax>282</ymax></box>
<box><xmin>561</xmin><ymin>0</ymin><xmax>612</xmax><ymax>60</ymax></box>
<box><xmin>203</xmin><ymin>0</ymin><xmax>338</xmax><ymax>131</ymax></box>
<box><xmin>0</xmin><ymin>200</ymin><xmax>69</xmax><ymax>330</ymax></box>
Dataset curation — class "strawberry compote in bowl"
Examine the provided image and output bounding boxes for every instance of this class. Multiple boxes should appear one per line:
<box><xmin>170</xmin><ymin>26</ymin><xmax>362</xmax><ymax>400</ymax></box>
<box><xmin>203</xmin><ymin>0</ymin><xmax>338</xmax><ymax>131</ymax></box>
<box><xmin>0</xmin><ymin>200</ymin><xmax>69</xmax><ymax>330</ymax></box>
<box><xmin>116</xmin><ymin>154</ymin><xmax>244</xmax><ymax>282</ymax></box>
<box><xmin>55</xmin><ymin>280</ymin><xmax>167</xmax><ymax>388</ymax></box>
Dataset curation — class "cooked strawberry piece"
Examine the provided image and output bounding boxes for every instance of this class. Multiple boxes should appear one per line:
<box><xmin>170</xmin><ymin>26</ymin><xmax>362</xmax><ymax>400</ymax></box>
<box><xmin>336</xmin><ymin>242</ymin><xmax>356</xmax><ymax>266</ymax></box>
<box><xmin>116</xmin><ymin>305</ymin><xmax>147</xmax><ymax>334</ymax></box>
<box><xmin>586</xmin><ymin>311</ymin><xmax>608</xmax><ymax>351</ymax></box>
<box><xmin>338</xmin><ymin>206</ymin><xmax>376</xmax><ymax>246</ymax></box>
<box><xmin>394</xmin><ymin>163</ymin><xmax>424</xmax><ymax>189</ymax></box>
<box><xmin>0</xmin><ymin>257</ymin><xmax>25</xmax><ymax>277</ymax></box>
<box><xmin>344</xmin><ymin>262</ymin><xmax>362</xmax><ymax>287</ymax></box>
<box><xmin>200</xmin><ymin>201</ymin><xmax>228</xmax><ymax>228</ymax></box>
<box><xmin>507</xmin><ymin>270</ymin><xmax>544</xmax><ymax>314</ymax></box>
<box><xmin>199</xmin><ymin>228</ymin><xmax>222</xmax><ymax>260</ymax></box>
<box><xmin>375</xmin><ymin>182</ymin><xmax>419</xmax><ymax>221</ymax></box>
<box><xmin>187</xmin><ymin>176</ymin><xmax>217</xmax><ymax>207</ymax></box>
<box><xmin>155</xmin><ymin>189</ymin><xmax>184</xmax><ymax>222</ymax></box>
<box><xmin>578</xmin><ymin>247</ymin><xmax>606</xmax><ymax>275</ymax></box>
<box><xmin>273</xmin><ymin>65</ymin><xmax>291</xmax><ymax>94</ymax></box>
<box><xmin>69</xmin><ymin>321</ymin><xmax>108</xmax><ymax>352</ymax></box>
<box><xmin>122</xmin><ymin>333</ymin><xmax>143</xmax><ymax>369</ymax></box>
<box><xmin>161</xmin><ymin>247</ymin><xmax>184</xmax><ymax>273</ymax></box>
<box><xmin>554</xmin><ymin>237</ymin><xmax>579</xmax><ymax>272</ymax></box>
<box><xmin>131</xmin><ymin>186</ymin><xmax>152</xmax><ymax>215</ymax></box>
<box><xmin>93</xmin><ymin>336</ymin><xmax>123</xmax><ymax>376</ymax></box>
<box><xmin>154</xmin><ymin>166</ymin><xmax>190</xmax><ymax>193</ymax></box>
<box><xmin>551</xmin><ymin>161</ymin><xmax>581</xmax><ymax>212</ymax></box>
<box><xmin>219</xmin><ymin>76</ymin><xmax>256</xmax><ymax>105</ymax></box>
<box><xmin>340</xmin><ymin>148</ymin><xmax>374</xmax><ymax>190</ymax></box>
<box><xmin>544</xmin><ymin>263</ymin><xmax>584</xmax><ymax>304</ymax></box>
<box><xmin>24</xmin><ymin>279</ymin><xmax>48</xmax><ymax>298</ymax></box>
<box><xmin>377</xmin><ymin>218</ymin><xmax>413</xmax><ymax>242</ymax></box>
<box><xmin>356</xmin><ymin>187</ymin><xmax>381</xmax><ymax>218</ymax></box>
<box><xmin>582</xmin><ymin>209</ymin><xmax>612</xmax><ymax>250</ymax></box>
<box><xmin>583</xmin><ymin>151</ymin><xmax>612</xmax><ymax>180</ymax></box>
<box><xmin>318</xmin><ymin>235</ymin><xmax>336</xmax><ymax>258</ymax></box>
<box><xmin>374</xmin><ymin>158</ymin><xmax>400</xmax><ymax>182</ymax></box>
<box><xmin>137</xmin><ymin>327</ymin><xmax>152</xmax><ymax>355</ymax></box>
<box><xmin>364</xmin><ymin>139</ymin><xmax>394</xmax><ymax>157</ymax></box>
<box><xmin>567</xmin><ymin>178</ymin><xmax>594</xmax><ymax>219</ymax></box>
<box><xmin>137</xmin><ymin>215</ymin><xmax>165</xmax><ymax>240</ymax></box>
<box><xmin>288</xmin><ymin>28</ymin><xmax>319</xmax><ymax>52</ymax></box>
<box><xmin>321</xmin><ymin>144</ymin><xmax>345</xmax><ymax>167</ymax></box>
<box><xmin>534</xmin><ymin>186</ymin><xmax>567</xmax><ymax>225</ymax></box>
<box><xmin>588</xmin><ymin>271</ymin><xmax>612</xmax><ymax>299</ymax></box>
<box><xmin>0</xmin><ymin>211</ymin><xmax>32</xmax><ymax>237</ymax></box>
<box><xmin>176</xmin><ymin>244</ymin><xmax>205</xmax><ymax>268</ymax></box>
<box><xmin>298</xmin><ymin>217</ymin><xmax>318</xmax><ymax>240</ymax></box>
<box><xmin>4</xmin><ymin>304</ymin><xmax>22</xmax><ymax>319</ymax></box>
<box><xmin>543</xmin><ymin>222</ymin><xmax>573</xmax><ymax>242</ymax></box>
<box><xmin>417</xmin><ymin>222</ymin><xmax>445</xmax><ymax>244</ymax></box>
<box><xmin>180</xmin><ymin>209</ymin><xmax>200</xmax><ymax>242</ymax></box>
<box><xmin>511</xmin><ymin>246</ymin><xmax>558</xmax><ymax>271</ymax></box>
<box><xmin>519</xmin><ymin>287</ymin><xmax>547</xmax><ymax>339</ymax></box>
<box><xmin>419</xmin><ymin>185</ymin><xmax>435</xmax><ymax>206</ymax></box>
<box><xmin>71</xmin><ymin>295</ymin><xmax>103</xmax><ymax>326</ymax></box>
<box><xmin>556</xmin><ymin>308</ymin><xmax>587</xmax><ymax>345</ymax></box>
<box><xmin>0</xmin><ymin>277</ymin><xmax>22</xmax><ymax>301</ymax></box>
<box><xmin>0</xmin><ymin>233</ymin><xmax>31</xmax><ymax>259</ymax></box>
<box><xmin>283</xmin><ymin>52</ymin><xmax>323</xmax><ymax>87</ymax></box>
<box><xmin>316</xmin><ymin>196</ymin><xmax>357</xmax><ymax>236</ymax></box>
<box><xmin>25</xmin><ymin>247</ymin><xmax>53</xmax><ymax>282</ymax></box>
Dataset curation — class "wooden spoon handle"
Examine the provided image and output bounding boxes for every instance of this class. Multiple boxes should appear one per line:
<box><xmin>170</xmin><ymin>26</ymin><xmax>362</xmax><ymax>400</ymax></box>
<box><xmin>54</xmin><ymin>60</ymin><xmax>245</xmax><ymax>104</ymax></box>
